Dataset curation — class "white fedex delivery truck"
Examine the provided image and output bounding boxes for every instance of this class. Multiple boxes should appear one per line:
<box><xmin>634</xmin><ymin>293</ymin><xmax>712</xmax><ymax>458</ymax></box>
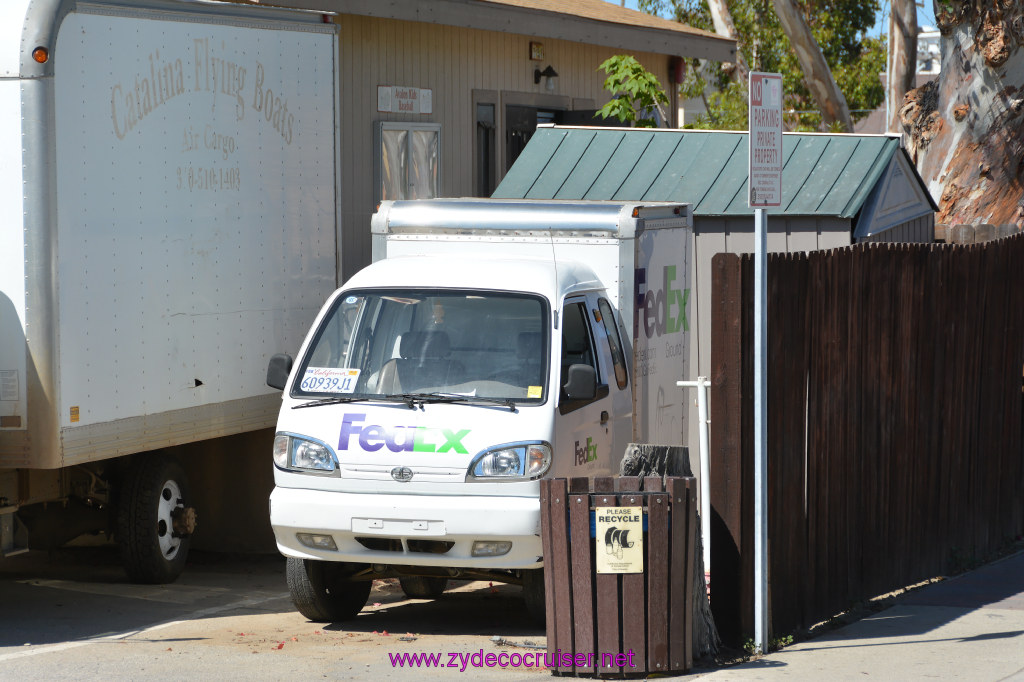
<box><xmin>267</xmin><ymin>199</ymin><xmax>693</xmax><ymax>621</ymax></box>
<box><xmin>0</xmin><ymin>0</ymin><xmax>339</xmax><ymax>580</ymax></box>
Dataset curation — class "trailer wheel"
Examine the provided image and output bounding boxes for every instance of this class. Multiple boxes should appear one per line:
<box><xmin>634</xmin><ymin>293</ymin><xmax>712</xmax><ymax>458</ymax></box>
<box><xmin>117</xmin><ymin>455</ymin><xmax>195</xmax><ymax>584</ymax></box>
<box><xmin>286</xmin><ymin>557</ymin><xmax>372</xmax><ymax>622</ymax></box>
<box><xmin>522</xmin><ymin>568</ymin><xmax>546</xmax><ymax>625</ymax></box>
<box><xmin>399</xmin><ymin>576</ymin><xmax>448</xmax><ymax>599</ymax></box>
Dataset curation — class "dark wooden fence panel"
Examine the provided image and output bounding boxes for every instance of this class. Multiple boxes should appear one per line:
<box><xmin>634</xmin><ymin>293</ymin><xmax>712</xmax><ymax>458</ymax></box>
<box><xmin>709</xmin><ymin>253</ymin><xmax>751</xmax><ymax>644</ymax></box>
<box><xmin>710</xmin><ymin>235</ymin><xmax>1024</xmax><ymax>641</ymax></box>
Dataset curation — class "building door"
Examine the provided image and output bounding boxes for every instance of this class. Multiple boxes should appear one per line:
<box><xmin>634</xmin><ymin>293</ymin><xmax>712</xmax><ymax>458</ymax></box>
<box><xmin>504</xmin><ymin>105</ymin><xmax>620</xmax><ymax>175</ymax></box>
<box><xmin>505</xmin><ymin>105</ymin><xmax>561</xmax><ymax>172</ymax></box>
<box><xmin>505</xmin><ymin>105</ymin><xmax>535</xmax><ymax>172</ymax></box>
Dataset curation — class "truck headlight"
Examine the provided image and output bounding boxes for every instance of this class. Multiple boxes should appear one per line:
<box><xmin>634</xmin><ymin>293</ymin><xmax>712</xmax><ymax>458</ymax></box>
<box><xmin>467</xmin><ymin>442</ymin><xmax>551</xmax><ymax>481</ymax></box>
<box><xmin>273</xmin><ymin>434</ymin><xmax>338</xmax><ymax>474</ymax></box>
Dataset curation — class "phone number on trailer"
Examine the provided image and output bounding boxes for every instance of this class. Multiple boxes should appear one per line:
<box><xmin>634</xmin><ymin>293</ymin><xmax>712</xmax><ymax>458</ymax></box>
<box><xmin>176</xmin><ymin>166</ymin><xmax>241</xmax><ymax>192</ymax></box>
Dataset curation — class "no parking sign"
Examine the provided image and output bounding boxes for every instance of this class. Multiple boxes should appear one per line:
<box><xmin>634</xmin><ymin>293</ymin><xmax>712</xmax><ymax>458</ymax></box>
<box><xmin>748</xmin><ymin>72</ymin><xmax>783</xmax><ymax>208</ymax></box>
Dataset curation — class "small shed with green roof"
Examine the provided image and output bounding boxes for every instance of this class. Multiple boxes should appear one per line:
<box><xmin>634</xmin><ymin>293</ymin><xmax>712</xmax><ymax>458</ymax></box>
<box><xmin>494</xmin><ymin>125</ymin><xmax>937</xmax><ymax>248</ymax></box>
<box><xmin>493</xmin><ymin>125</ymin><xmax>938</xmax><ymax>455</ymax></box>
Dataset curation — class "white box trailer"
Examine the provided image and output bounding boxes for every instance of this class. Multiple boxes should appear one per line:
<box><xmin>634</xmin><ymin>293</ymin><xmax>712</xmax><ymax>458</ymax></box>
<box><xmin>0</xmin><ymin>0</ymin><xmax>340</xmax><ymax>581</ymax></box>
<box><xmin>265</xmin><ymin>198</ymin><xmax>692</xmax><ymax>620</ymax></box>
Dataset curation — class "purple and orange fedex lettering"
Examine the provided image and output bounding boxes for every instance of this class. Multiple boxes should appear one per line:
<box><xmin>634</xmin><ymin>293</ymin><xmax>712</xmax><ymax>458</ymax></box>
<box><xmin>339</xmin><ymin>413</ymin><xmax>470</xmax><ymax>454</ymax></box>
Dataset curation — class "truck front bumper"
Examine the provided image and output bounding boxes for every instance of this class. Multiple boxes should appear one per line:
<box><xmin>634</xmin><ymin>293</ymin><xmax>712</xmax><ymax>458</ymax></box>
<box><xmin>270</xmin><ymin>486</ymin><xmax>543</xmax><ymax>569</ymax></box>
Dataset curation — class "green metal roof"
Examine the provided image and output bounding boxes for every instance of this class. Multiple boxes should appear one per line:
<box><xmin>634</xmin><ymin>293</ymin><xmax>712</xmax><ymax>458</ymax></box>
<box><xmin>494</xmin><ymin>126</ymin><xmax>910</xmax><ymax>218</ymax></box>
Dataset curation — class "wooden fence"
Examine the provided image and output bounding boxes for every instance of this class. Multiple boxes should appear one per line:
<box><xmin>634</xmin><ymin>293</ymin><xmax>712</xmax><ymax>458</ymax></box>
<box><xmin>709</xmin><ymin>234</ymin><xmax>1024</xmax><ymax>642</ymax></box>
<box><xmin>539</xmin><ymin>476</ymin><xmax>697</xmax><ymax>676</ymax></box>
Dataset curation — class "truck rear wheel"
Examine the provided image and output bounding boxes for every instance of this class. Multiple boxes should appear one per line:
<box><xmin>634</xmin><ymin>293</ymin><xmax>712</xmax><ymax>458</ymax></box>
<box><xmin>117</xmin><ymin>455</ymin><xmax>195</xmax><ymax>584</ymax></box>
<box><xmin>286</xmin><ymin>557</ymin><xmax>372</xmax><ymax>622</ymax></box>
<box><xmin>399</xmin><ymin>576</ymin><xmax>448</xmax><ymax>599</ymax></box>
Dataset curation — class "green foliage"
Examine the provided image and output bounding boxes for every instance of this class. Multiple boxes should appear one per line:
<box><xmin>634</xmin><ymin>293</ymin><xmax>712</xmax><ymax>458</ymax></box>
<box><xmin>597</xmin><ymin>55</ymin><xmax>670</xmax><ymax>128</ymax></box>
<box><xmin>643</xmin><ymin>0</ymin><xmax>886</xmax><ymax>131</ymax></box>
<box><xmin>741</xmin><ymin>633</ymin><xmax>794</xmax><ymax>658</ymax></box>
<box><xmin>687</xmin><ymin>80</ymin><xmax>749</xmax><ymax>129</ymax></box>
<box><xmin>834</xmin><ymin>35</ymin><xmax>886</xmax><ymax>118</ymax></box>
<box><xmin>771</xmin><ymin>634</ymin><xmax>795</xmax><ymax>650</ymax></box>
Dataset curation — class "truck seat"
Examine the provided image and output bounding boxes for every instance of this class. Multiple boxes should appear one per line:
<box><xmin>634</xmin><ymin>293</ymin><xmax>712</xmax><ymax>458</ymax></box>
<box><xmin>516</xmin><ymin>331</ymin><xmax>543</xmax><ymax>386</ymax></box>
<box><xmin>560</xmin><ymin>315</ymin><xmax>592</xmax><ymax>389</ymax></box>
<box><xmin>377</xmin><ymin>330</ymin><xmax>463</xmax><ymax>393</ymax></box>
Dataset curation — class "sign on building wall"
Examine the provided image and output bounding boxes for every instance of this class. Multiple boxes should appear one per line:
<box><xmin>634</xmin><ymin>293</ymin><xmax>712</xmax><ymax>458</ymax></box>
<box><xmin>377</xmin><ymin>86</ymin><xmax>433</xmax><ymax>114</ymax></box>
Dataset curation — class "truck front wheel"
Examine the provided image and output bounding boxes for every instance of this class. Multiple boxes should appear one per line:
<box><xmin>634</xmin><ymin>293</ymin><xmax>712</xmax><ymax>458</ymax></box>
<box><xmin>117</xmin><ymin>454</ymin><xmax>196</xmax><ymax>584</ymax></box>
<box><xmin>286</xmin><ymin>558</ymin><xmax>372</xmax><ymax>622</ymax></box>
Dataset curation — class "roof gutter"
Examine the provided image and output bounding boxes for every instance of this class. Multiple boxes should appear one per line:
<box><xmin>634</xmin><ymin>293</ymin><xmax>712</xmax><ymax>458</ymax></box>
<box><xmin>255</xmin><ymin>0</ymin><xmax>736</xmax><ymax>62</ymax></box>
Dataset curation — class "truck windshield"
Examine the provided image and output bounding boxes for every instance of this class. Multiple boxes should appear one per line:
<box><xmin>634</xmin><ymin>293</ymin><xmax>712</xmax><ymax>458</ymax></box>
<box><xmin>294</xmin><ymin>289</ymin><xmax>549</xmax><ymax>403</ymax></box>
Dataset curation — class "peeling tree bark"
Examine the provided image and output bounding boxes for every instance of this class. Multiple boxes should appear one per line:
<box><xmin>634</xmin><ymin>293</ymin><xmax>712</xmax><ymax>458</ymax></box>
<box><xmin>902</xmin><ymin>1</ymin><xmax>1024</xmax><ymax>226</ymax></box>
<box><xmin>772</xmin><ymin>0</ymin><xmax>853</xmax><ymax>131</ymax></box>
<box><xmin>708</xmin><ymin>0</ymin><xmax>749</xmax><ymax>84</ymax></box>
<box><xmin>887</xmin><ymin>0</ymin><xmax>918</xmax><ymax>133</ymax></box>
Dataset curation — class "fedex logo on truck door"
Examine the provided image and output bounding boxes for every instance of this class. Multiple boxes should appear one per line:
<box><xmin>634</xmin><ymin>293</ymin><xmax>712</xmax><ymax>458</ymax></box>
<box><xmin>339</xmin><ymin>413</ymin><xmax>470</xmax><ymax>453</ymax></box>
<box><xmin>634</xmin><ymin>266</ymin><xmax>690</xmax><ymax>338</ymax></box>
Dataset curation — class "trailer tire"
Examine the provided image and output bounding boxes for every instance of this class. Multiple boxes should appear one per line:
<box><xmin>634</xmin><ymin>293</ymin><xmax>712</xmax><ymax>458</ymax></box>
<box><xmin>117</xmin><ymin>455</ymin><xmax>194</xmax><ymax>584</ymax></box>
<box><xmin>399</xmin><ymin>576</ymin><xmax>448</xmax><ymax>599</ymax></box>
<box><xmin>522</xmin><ymin>568</ymin><xmax>546</xmax><ymax>625</ymax></box>
<box><xmin>286</xmin><ymin>557</ymin><xmax>372</xmax><ymax>622</ymax></box>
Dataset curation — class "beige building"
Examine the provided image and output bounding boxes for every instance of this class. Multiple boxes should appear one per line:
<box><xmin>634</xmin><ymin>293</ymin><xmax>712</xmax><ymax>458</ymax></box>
<box><xmin>256</xmin><ymin>0</ymin><xmax>734</xmax><ymax>277</ymax></box>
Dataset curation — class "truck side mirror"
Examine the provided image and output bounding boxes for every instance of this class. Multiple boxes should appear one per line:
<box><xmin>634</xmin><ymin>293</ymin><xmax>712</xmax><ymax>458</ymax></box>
<box><xmin>563</xmin><ymin>364</ymin><xmax>597</xmax><ymax>401</ymax></box>
<box><xmin>266</xmin><ymin>353</ymin><xmax>294</xmax><ymax>391</ymax></box>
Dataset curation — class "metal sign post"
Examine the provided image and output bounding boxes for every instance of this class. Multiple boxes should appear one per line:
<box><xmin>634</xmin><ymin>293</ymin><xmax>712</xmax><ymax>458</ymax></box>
<box><xmin>748</xmin><ymin>71</ymin><xmax>782</xmax><ymax>654</ymax></box>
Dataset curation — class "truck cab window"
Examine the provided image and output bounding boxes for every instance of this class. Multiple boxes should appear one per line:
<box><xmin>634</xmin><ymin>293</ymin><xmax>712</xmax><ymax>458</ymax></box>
<box><xmin>561</xmin><ymin>302</ymin><xmax>594</xmax><ymax>374</ymax></box>
<box><xmin>559</xmin><ymin>300</ymin><xmax>608</xmax><ymax>413</ymax></box>
<box><xmin>295</xmin><ymin>289</ymin><xmax>548</xmax><ymax>402</ymax></box>
<box><xmin>597</xmin><ymin>298</ymin><xmax>628</xmax><ymax>389</ymax></box>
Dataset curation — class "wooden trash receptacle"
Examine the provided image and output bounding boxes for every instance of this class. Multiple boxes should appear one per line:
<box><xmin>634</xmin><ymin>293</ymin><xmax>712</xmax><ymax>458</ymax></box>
<box><xmin>539</xmin><ymin>475</ymin><xmax>697</xmax><ymax>677</ymax></box>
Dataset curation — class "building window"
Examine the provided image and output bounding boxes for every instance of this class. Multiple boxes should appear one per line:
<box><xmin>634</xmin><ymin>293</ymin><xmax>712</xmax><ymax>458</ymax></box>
<box><xmin>476</xmin><ymin>103</ymin><xmax>496</xmax><ymax>197</ymax></box>
<box><xmin>376</xmin><ymin>122</ymin><xmax>440</xmax><ymax>202</ymax></box>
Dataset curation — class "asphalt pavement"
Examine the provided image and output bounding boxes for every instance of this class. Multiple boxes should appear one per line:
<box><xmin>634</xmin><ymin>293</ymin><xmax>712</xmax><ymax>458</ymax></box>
<box><xmin>0</xmin><ymin>545</ymin><xmax>547</xmax><ymax>680</ymax></box>
<box><xmin>692</xmin><ymin>550</ymin><xmax>1024</xmax><ymax>681</ymax></box>
<box><xmin>3</xmin><ymin>545</ymin><xmax>1024</xmax><ymax>680</ymax></box>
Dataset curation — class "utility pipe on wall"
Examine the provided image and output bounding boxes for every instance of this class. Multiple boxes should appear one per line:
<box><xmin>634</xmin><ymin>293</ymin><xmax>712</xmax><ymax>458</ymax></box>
<box><xmin>676</xmin><ymin>377</ymin><xmax>710</xmax><ymax>573</ymax></box>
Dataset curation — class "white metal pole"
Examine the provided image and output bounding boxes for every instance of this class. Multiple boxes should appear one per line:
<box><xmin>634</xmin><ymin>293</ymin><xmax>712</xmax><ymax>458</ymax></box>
<box><xmin>676</xmin><ymin>377</ymin><xmax>711</xmax><ymax>572</ymax></box>
<box><xmin>753</xmin><ymin>207</ymin><xmax>769</xmax><ymax>652</ymax></box>
<box><xmin>696</xmin><ymin>377</ymin><xmax>710</xmax><ymax>572</ymax></box>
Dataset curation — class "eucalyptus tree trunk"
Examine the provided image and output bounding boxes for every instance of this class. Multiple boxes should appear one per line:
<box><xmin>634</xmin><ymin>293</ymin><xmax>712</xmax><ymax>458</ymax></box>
<box><xmin>901</xmin><ymin>2</ymin><xmax>1024</xmax><ymax>227</ymax></box>
<box><xmin>887</xmin><ymin>0</ymin><xmax>918</xmax><ymax>132</ymax></box>
<box><xmin>707</xmin><ymin>0</ymin><xmax>749</xmax><ymax>83</ymax></box>
<box><xmin>772</xmin><ymin>0</ymin><xmax>853</xmax><ymax>131</ymax></box>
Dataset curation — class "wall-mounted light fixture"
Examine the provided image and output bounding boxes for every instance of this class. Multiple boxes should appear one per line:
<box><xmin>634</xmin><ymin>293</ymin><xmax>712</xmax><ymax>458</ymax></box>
<box><xmin>534</xmin><ymin>65</ymin><xmax>558</xmax><ymax>91</ymax></box>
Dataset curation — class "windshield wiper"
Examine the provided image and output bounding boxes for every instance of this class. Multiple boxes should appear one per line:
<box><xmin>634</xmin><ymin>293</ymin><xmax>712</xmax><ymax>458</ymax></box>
<box><xmin>395</xmin><ymin>392</ymin><xmax>517</xmax><ymax>412</ymax></box>
<box><xmin>292</xmin><ymin>395</ymin><xmax>414</xmax><ymax>410</ymax></box>
<box><xmin>294</xmin><ymin>392</ymin><xmax>518</xmax><ymax>411</ymax></box>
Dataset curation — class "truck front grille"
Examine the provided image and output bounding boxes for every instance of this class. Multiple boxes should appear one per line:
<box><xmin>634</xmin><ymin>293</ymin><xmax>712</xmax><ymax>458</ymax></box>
<box><xmin>354</xmin><ymin>537</ymin><xmax>454</xmax><ymax>554</ymax></box>
<box><xmin>355</xmin><ymin>537</ymin><xmax>402</xmax><ymax>552</ymax></box>
<box><xmin>407</xmin><ymin>539</ymin><xmax>455</xmax><ymax>554</ymax></box>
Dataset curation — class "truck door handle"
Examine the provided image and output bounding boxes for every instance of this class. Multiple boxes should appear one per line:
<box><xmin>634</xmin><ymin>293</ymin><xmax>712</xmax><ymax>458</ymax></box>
<box><xmin>600</xmin><ymin>410</ymin><xmax>609</xmax><ymax>425</ymax></box>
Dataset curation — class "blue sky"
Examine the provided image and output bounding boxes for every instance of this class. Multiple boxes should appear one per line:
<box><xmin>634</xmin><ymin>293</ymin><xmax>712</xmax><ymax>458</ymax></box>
<box><xmin>607</xmin><ymin>1</ymin><xmax>938</xmax><ymax>35</ymax></box>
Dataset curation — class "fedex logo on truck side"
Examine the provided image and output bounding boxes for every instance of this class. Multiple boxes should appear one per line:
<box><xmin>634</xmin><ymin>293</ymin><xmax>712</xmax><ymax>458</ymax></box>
<box><xmin>339</xmin><ymin>413</ymin><xmax>470</xmax><ymax>454</ymax></box>
<box><xmin>575</xmin><ymin>437</ymin><xmax>597</xmax><ymax>466</ymax></box>
<box><xmin>634</xmin><ymin>265</ymin><xmax>690</xmax><ymax>338</ymax></box>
